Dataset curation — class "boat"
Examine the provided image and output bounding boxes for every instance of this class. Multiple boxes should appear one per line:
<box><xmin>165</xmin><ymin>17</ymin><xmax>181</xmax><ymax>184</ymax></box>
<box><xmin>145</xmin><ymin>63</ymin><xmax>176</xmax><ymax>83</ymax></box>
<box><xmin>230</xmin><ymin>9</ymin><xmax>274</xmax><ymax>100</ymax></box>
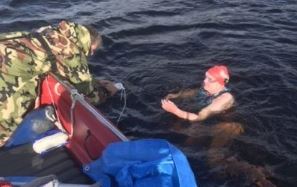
<box><xmin>0</xmin><ymin>73</ymin><xmax>197</xmax><ymax>187</ymax></box>
<box><xmin>0</xmin><ymin>73</ymin><xmax>127</xmax><ymax>186</ymax></box>
<box><xmin>38</xmin><ymin>73</ymin><xmax>128</xmax><ymax>164</ymax></box>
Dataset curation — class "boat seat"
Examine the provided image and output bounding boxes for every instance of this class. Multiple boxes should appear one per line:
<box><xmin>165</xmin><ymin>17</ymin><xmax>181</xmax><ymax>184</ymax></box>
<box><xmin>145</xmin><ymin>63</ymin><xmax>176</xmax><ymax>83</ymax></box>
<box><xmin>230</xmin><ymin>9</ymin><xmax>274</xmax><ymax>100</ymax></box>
<box><xmin>0</xmin><ymin>143</ymin><xmax>93</xmax><ymax>184</ymax></box>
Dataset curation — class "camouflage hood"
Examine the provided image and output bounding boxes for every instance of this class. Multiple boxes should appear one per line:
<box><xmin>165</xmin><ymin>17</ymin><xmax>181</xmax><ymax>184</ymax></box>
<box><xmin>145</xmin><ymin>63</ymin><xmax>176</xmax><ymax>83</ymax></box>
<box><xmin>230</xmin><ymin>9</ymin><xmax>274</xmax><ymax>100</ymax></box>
<box><xmin>57</xmin><ymin>21</ymin><xmax>91</xmax><ymax>56</ymax></box>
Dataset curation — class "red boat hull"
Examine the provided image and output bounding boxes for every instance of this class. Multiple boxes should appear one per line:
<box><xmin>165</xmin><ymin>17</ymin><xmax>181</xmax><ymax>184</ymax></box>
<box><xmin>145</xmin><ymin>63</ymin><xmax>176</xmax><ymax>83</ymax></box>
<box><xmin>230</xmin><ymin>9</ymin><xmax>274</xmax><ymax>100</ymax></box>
<box><xmin>39</xmin><ymin>74</ymin><xmax>127</xmax><ymax>164</ymax></box>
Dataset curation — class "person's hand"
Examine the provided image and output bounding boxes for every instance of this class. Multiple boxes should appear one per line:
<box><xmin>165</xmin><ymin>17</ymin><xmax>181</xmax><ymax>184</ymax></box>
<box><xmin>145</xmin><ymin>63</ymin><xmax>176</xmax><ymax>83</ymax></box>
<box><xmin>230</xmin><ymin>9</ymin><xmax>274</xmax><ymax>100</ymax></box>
<box><xmin>35</xmin><ymin>26</ymin><xmax>52</xmax><ymax>33</ymax></box>
<box><xmin>97</xmin><ymin>80</ymin><xmax>118</xmax><ymax>96</ymax></box>
<box><xmin>161</xmin><ymin>99</ymin><xmax>179</xmax><ymax>114</ymax></box>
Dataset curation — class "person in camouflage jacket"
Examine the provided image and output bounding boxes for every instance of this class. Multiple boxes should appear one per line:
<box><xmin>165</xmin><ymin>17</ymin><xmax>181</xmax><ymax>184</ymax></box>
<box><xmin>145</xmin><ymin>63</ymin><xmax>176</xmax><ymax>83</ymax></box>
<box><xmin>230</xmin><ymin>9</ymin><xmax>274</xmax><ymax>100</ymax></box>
<box><xmin>0</xmin><ymin>20</ymin><xmax>117</xmax><ymax>146</ymax></box>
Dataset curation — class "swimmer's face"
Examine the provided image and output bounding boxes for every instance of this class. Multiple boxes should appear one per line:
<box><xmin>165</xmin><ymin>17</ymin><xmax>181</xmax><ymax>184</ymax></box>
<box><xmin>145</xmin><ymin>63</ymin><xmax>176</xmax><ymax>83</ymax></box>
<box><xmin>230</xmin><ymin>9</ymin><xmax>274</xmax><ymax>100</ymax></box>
<box><xmin>203</xmin><ymin>72</ymin><xmax>222</xmax><ymax>94</ymax></box>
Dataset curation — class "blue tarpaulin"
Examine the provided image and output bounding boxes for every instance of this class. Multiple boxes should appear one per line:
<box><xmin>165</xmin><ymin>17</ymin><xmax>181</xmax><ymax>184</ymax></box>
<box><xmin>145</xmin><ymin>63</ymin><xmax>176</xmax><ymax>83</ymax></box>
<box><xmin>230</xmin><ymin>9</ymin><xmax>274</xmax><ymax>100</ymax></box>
<box><xmin>83</xmin><ymin>139</ymin><xmax>198</xmax><ymax>187</ymax></box>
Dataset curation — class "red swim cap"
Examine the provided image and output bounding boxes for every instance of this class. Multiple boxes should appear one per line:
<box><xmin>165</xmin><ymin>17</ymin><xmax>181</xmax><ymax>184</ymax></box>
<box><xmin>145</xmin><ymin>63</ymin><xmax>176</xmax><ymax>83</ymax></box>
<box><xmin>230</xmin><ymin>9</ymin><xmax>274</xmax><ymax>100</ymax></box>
<box><xmin>206</xmin><ymin>65</ymin><xmax>230</xmax><ymax>86</ymax></box>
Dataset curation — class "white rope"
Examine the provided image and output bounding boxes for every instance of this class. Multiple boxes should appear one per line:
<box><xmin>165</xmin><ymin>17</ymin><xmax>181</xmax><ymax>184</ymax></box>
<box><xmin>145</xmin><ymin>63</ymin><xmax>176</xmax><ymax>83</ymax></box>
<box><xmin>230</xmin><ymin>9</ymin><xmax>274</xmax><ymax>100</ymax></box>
<box><xmin>45</xmin><ymin>106</ymin><xmax>56</xmax><ymax>122</ymax></box>
<box><xmin>115</xmin><ymin>83</ymin><xmax>127</xmax><ymax>126</ymax></box>
<box><xmin>69</xmin><ymin>89</ymin><xmax>80</xmax><ymax>138</ymax></box>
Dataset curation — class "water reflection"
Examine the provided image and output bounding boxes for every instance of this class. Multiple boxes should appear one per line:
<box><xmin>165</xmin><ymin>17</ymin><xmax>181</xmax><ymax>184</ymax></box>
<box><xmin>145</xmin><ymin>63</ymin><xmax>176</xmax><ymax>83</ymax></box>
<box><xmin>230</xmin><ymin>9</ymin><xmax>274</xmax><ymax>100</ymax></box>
<box><xmin>171</xmin><ymin>121</ymin><xmax>276</xmax><ymax>187</ymax></box>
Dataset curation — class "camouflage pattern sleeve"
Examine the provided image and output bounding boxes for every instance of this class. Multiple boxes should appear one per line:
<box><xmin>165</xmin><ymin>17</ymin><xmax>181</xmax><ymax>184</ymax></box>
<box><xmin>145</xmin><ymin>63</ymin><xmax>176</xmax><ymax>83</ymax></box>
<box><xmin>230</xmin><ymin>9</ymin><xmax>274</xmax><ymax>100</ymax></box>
<box><xmin>58</xmin><ymin>55</ymin><xmax>102</xmax><ymax>104</ymax></box>
<box><xmin>0</xmin><ymin>30</ymin><xmax>45</xmax><ymax>144</ymax></box>
<box><xmin>0</xmin><ymin>21</ymin><xmax>110</xmax><ymax>145</ymax></box>
<box><xmin>48</xmin><ymin>20</ymin><xmax>108</xmax><ymax>104</ymax></box>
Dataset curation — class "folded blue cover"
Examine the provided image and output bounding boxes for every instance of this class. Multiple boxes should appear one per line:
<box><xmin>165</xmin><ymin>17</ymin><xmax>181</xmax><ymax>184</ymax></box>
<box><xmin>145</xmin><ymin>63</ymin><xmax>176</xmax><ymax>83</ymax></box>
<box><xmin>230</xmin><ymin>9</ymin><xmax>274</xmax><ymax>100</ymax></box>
<box><xmin>5</xmin><ymin>106</ymin><xmax>55</xmax><ymax>148</ymax></box>
<box><xmin>83</xmin><ymin>139</ymin><xmax>198</xmax><ymax>187</ymax></box>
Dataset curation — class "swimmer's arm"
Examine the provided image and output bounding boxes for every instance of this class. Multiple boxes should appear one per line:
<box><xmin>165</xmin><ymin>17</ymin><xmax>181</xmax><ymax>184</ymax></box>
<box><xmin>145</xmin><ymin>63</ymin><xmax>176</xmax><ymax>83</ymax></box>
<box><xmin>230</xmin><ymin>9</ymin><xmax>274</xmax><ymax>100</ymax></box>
<box><xmin>163</xmin><ymin>93</ymin><xmax>234</xmax><ymax>121</ymax></box>
<box><xmin>174</xmin><ymin>110</ymin><xmax>198</xmax><ymax>121</ymax></box>
<box><xmin>173</xmin><ymin>108</ymin><xmax>209</xmax><ymax>121</ymax></box>
<box><xmin>165</xmin><ymin>88</ymin><xmax>197</xmax><ymax>99</ymax></box>
<box><xmin>191</xmin><ymin>93</ymin><xmax>234</xmax><ymax>121</ymax></box>
<box><xmin>161</xmin><ymin>99</ymin><xmax>206</xmax><ymax>121</ymax></box>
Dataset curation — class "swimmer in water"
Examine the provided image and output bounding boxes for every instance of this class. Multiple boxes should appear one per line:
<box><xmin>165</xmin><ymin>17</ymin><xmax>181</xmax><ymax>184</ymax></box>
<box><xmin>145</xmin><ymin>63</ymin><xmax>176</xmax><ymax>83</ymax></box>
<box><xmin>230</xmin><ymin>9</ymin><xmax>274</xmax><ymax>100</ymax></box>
<box><xmin>161</xmin><ymin>65</ymin><xmax>234</xmax><ymax>121</ymax></box>
<box><xmin>161</xmin><ymin>65</ymin><xmax>276</xmax><ymax>187</ymax></box>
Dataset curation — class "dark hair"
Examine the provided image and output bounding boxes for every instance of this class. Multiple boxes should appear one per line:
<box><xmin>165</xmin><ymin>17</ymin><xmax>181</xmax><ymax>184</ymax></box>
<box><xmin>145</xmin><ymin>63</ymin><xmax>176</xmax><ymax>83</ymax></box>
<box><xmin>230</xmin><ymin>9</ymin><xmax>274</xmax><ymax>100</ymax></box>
<box><xmin>84</xmin><ymin>25</ymin><xmax>102</xmax><ymax>48</ymax></box>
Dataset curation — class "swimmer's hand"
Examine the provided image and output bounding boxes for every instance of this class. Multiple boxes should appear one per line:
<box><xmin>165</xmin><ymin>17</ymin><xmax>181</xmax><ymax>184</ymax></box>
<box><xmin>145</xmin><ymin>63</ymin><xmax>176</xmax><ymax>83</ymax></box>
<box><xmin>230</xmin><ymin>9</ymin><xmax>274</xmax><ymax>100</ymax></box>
<box><xmin>161</xmin><ymin>99</ymin><xmax>179</xmax><ymax>114</ymax></box>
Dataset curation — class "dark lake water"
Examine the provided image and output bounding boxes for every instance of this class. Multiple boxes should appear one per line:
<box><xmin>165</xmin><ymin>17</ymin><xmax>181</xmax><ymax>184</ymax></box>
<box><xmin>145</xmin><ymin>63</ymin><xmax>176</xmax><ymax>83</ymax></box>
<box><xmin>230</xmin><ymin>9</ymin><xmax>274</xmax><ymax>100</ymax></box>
<box><xmin>1</xmin><ymin>0</ymin><xmax>297</xmax><ymax>186</ymax></box>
